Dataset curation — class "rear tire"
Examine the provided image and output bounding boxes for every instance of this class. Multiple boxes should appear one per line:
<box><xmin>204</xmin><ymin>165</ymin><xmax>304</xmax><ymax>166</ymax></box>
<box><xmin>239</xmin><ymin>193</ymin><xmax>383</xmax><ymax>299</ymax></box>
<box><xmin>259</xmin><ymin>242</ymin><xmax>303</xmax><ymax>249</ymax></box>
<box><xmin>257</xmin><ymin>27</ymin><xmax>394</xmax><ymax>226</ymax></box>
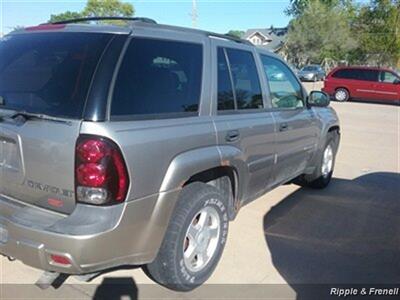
<box><xmin>294</xmin><ymin>132</ymin><xmax>339</xmax><ymax>189</ymax></box>
<box><xmin>145</xmin><ymin>182</ymin><xmax>229</xmax><ymax>291</ymax></box>
<box><xmin>334</xmin><ymin>88</ymin><xmax>349</xmax><ymax>102</ymax></box>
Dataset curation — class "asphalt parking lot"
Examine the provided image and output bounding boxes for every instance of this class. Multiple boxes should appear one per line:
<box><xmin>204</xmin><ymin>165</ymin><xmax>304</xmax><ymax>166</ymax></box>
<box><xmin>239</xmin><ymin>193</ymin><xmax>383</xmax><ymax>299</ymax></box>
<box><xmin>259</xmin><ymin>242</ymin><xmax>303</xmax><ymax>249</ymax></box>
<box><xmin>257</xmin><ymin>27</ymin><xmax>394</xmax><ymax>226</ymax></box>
<box><xmin>1</xmin><ymin>82</ymin><xmax>399</xmax><ymax>299</ymax></box>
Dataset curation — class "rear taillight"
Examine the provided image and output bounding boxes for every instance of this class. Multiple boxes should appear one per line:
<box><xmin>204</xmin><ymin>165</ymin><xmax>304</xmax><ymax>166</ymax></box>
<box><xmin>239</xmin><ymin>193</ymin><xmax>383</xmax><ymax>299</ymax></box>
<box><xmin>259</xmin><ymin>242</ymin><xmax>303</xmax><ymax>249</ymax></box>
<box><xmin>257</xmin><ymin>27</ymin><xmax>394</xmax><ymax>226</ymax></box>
<box><xmin>75</xmin><ymin>135</ymin><xmax>129</xmax><ymax>205</ymax></box>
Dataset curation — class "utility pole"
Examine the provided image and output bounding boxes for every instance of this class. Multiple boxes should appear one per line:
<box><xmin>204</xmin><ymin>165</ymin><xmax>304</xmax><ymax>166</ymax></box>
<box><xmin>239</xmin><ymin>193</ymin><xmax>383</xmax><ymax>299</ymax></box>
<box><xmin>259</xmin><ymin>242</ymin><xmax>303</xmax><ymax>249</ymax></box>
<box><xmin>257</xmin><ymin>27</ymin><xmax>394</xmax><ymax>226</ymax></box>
<box><xmin>191</xmin><ymin>0</ymin><xmax>198</xmax><ymax>28</ymax></box>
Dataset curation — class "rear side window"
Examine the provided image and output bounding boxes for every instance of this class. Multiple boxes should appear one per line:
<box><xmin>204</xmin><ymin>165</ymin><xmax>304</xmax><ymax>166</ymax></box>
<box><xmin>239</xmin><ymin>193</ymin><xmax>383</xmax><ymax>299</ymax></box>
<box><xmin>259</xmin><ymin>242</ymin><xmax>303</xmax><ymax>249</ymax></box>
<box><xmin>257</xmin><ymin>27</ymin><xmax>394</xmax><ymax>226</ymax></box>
<box><xmin>225</xmin><ymin>48</ymin><xmax>263</xmax><ymax>110</ymax></box>
<box><xmin>217</xmin><ymin>48</ymin><xmax>235</xmax><ymax>110</ymax></box>
<box><xmin>0</xmin><ymin>33</ymin><xmax>113</xmax><ymax>118</ymax></box>
<box><xmin>111</xmin><ymin>38</ymin><xmax>203</xmax><ymax>118</ymax></box>
<box><xmin>217</xmin><ymin>47</ymin><xmax>263</xmax><ymax>111</ymax></box>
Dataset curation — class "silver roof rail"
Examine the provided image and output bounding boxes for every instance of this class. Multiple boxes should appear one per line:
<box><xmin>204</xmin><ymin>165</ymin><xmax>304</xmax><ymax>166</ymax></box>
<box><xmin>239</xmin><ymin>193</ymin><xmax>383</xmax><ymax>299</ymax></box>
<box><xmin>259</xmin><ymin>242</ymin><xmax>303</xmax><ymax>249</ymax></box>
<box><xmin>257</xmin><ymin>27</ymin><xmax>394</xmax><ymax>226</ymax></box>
<box><xmin>50</xmin><ymin>17</ymin><xmax>157</xmax><ymax>25</ymax></box>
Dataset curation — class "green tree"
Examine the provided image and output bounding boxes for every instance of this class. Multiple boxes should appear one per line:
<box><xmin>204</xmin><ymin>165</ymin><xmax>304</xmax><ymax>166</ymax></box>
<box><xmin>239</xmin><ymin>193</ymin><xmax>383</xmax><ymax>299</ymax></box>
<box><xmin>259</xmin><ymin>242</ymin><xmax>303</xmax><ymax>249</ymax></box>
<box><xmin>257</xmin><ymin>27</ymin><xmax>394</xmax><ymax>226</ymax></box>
<box><xmin>355</xmin><ymin>0</ymin><xmax>400</xmax><ymax>67</ymax></box>
<box><xmin>227</xmin><ymin>30</ymin><xmax>245</xmax><ymax>38</ymax></box>
<box><xmin>286</xmin><ymin>0</ymin><xmax>353</xmax><ymax>16</ymax></box>
<box><xmin>50</xmin><ymin>11</ymin><xmax>83</xmax><ymax>23</ymax></box>
<box><xmin>285</xmin><ymin>0</ymin><xmax>357</xmax><ymax>65</ymax></box>
<box><xmin>83</xmin><ymin>0</ymin><xmax>134</xmax><ymax>18</ymax></box>
<box><xmin>48</xmin><ymin>0</ymin><xmax>134</xmax><ymax>24</ymax></box>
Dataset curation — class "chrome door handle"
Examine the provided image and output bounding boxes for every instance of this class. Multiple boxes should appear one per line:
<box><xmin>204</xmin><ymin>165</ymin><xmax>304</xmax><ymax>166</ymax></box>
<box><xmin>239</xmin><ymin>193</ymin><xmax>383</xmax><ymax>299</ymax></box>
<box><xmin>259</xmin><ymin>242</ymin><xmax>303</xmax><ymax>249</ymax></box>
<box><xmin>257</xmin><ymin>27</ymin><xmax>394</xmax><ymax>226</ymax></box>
<box><xmin>226</xmin><ymin>130</ymin><xmax>240</xmax><ymax>142</ymax></box>
<box><xmin>279</xmin><ymin>123</ymin><xmax>289</xmax><ymax>132</ymax></box>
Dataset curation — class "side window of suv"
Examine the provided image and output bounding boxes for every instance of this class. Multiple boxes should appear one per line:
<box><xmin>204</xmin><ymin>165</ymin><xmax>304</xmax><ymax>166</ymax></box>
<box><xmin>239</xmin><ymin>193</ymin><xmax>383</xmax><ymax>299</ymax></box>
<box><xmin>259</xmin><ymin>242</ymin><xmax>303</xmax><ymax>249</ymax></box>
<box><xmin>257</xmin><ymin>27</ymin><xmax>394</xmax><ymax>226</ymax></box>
<box><xmin>217</xmin><ymin>47</ymin><xmax>263</xmax><ymax>111</ymax></box>
<box><xmin>111</xmin><ymin>38</ymin><xmax>203</xmax><ymax>117</ymax></box>
<box><xmin>217</xmin><ymin>48</ymin><xmax>235</xmax><ymax>110</ymax></box>
<box><xmin>260</xmin><ymin>55</ymin><xmax>304</xmax><ymax>109</ymax></box>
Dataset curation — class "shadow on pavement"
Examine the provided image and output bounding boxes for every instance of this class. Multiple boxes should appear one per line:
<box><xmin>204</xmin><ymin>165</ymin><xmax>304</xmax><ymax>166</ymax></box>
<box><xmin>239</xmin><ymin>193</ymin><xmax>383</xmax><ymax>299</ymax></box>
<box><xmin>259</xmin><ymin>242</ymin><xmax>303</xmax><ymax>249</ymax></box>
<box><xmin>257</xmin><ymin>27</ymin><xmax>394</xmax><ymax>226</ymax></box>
<box><xmin>335</xmin><ymin>99</ymin><xmax>399</xmax><ymax>106</ymax></box>
<box><xmin>264</xmin><ymin>172</ymin><xmax>400</xmax><ymax>299</ymax></box>
<box><xmin>93</xmin><ymin>277</ymin><xmax>138</xmax><ymax>300</ymax></box>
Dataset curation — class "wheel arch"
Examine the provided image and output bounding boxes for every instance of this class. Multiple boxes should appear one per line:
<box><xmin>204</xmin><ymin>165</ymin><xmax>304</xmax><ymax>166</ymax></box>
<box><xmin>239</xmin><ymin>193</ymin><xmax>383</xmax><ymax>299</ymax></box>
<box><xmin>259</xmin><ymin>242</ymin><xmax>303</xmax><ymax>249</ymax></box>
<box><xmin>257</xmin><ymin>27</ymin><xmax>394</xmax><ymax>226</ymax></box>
<box><xmin>184</xmin><ymin>166</ymin><xmax>239</xmax><ymax>220</ymax></box>
<box><xmin>328</xmin><ymin>125</ymin><xmax>340</xmax><ymax>135</ymax></box>
<box><xmin>159</xmin><ymin>145</ymin><xmax>247</xmax><ymax>220</ymax></box>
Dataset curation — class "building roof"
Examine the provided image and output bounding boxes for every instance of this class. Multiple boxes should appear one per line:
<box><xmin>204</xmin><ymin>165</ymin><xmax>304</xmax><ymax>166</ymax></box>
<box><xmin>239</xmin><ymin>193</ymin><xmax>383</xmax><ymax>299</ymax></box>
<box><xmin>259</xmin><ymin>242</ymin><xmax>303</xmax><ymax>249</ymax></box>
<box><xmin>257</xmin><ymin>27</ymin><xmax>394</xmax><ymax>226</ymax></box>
<box><xmin>243</xmin><ymin>29</ymin><xmax>272</xmax><ymax>40</ymax></box>
<box><xmin>244</xmin><ymin>27</ymin><xmax>288</xmax><ymax>52</ymax></box>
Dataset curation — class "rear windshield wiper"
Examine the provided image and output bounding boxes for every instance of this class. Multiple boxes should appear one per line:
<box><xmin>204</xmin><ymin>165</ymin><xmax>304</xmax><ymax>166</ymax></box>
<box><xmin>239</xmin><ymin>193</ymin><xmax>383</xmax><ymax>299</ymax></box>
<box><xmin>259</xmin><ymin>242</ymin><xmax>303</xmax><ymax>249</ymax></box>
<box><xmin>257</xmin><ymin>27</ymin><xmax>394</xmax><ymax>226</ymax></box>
<box><xmin>9</xmin><ymin>111</ymin><xmax>72</xmax><ymax>125</ymax></box>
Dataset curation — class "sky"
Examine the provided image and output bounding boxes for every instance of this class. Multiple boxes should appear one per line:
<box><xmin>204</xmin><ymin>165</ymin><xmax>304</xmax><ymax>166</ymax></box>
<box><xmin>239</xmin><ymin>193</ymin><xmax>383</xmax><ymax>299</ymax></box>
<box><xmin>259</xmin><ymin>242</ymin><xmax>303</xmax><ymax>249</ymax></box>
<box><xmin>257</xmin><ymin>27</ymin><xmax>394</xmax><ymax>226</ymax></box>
<box><xmin>0</xmin><ymin>0</ymin><xmax>291</xmax><ymax>35</ymax></box>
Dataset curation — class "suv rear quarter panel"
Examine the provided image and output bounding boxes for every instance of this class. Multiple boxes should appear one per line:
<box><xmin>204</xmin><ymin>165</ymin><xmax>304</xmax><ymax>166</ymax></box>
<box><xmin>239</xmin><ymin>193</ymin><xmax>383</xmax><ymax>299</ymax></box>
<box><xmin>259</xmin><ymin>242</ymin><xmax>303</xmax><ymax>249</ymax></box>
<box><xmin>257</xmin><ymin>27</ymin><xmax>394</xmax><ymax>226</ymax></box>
<box><xmin>80</xmin><ymin>117</ymin><xmax>218</xmax><ymax>200</ymax></box>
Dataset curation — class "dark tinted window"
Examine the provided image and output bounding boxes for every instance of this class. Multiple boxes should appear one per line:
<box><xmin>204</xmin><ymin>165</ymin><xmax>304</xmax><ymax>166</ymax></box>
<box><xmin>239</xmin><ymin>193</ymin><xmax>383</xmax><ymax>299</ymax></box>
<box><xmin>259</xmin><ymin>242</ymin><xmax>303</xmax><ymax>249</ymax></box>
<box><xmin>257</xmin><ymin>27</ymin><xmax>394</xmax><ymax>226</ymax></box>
<box><xmin>217</xmin><ymin>48</ymin><xmax>235</xmax><ymax>110</ymax></box>
<box><xmin>0</xmin><ymin>33</ymin><xmax>112</xmax><ymax>118</ymax></box>
<box><xmin>361</xmin><ymin>70</ymin><xmax>379</xmax><ymax>82</ymax></box>
<box><xmin>333</xmin><ymin>68</ymin><xmax>378</xmax><ymax>82</ymax></box>
<box><xmin>303</xmin><ymin>66</ymin><xmax>318</xmax><ymax>71</ymax></box>
<box><xmin>111</xmin><ymin>38</ymin><xmax>202</xmax><ymax>117</ymax></box>
<box><xmin>332</xmin><ymin>69</ymin><xmax>355</xmax><ymax>79</ymax></box>
<box><xmin>261</xmin><ymin>55</ymin><xmax>304</xmax><ymax>109</ymax></box>
<box><xmin>225</xmin><ymin>48</ymin><xmax>263</xmax><ymax>110</ymax></box>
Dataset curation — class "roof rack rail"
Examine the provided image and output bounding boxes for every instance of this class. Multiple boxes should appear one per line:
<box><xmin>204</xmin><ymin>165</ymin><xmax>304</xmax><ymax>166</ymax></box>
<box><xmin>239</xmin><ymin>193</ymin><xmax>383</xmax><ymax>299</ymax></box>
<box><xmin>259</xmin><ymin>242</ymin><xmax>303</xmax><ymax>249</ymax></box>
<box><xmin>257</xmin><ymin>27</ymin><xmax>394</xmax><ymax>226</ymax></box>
<box><xmin>51</xmin><ymin>17</ymin><xmax>157</xmax><ymax>25</ymax></box>
<box><xmin>208</xmin><ymin>32</ymin><xmax>252</xmax><ymax>46</ymax></box>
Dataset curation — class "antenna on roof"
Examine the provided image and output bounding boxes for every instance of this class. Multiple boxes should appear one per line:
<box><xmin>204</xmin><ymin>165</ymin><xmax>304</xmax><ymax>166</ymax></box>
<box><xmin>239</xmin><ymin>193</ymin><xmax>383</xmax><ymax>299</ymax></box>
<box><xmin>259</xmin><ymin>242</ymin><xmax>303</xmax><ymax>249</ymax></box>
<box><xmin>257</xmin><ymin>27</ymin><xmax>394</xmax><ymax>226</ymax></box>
<box><xmin>190</xmin><ymin>0</ymin><xmax>198</xmax><ymax>28</ymax></box>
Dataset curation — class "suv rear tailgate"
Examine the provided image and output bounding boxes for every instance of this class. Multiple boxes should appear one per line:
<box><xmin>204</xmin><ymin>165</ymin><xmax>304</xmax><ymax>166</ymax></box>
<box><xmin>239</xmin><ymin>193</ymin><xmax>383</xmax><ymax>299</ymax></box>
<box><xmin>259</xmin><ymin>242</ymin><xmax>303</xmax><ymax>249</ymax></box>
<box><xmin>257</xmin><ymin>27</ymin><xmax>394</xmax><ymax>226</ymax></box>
<box><xmin>0</xmin><ymin>119</ymin><xmax>81</xmax><ymax>214</ymax></box>
<box><xmin>0</xmin><ymin>30</ymin><xmax>120</xmax><ymax>214</ymax></box>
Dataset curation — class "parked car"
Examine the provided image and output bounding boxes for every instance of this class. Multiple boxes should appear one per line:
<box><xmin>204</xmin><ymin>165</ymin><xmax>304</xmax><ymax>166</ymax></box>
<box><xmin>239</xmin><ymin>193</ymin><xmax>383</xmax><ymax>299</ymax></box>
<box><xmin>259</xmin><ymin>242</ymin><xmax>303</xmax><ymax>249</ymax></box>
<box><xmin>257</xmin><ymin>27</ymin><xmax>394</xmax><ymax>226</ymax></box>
<box><xmin>298</xmin><ymin>65</ymin><xmax>326</xmax><ymax>82</ymax></box>
<box><xmin>323</xmin><ymin>66</ymin><xmax>400</xmax><ymax>103</ymax></box>
<box><xmin>0</xmin><ymin>17</ymin><xmax>340</xmax><ymax>291</ymax></box>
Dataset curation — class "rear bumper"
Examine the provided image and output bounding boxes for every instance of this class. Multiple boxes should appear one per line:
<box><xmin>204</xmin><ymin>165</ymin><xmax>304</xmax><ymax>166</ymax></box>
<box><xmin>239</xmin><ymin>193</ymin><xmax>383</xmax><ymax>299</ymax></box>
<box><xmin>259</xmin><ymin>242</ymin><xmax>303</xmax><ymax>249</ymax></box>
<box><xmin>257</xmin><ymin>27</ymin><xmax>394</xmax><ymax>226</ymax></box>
<box><xmin>0</xmin><ymin>189</ymin><xmax>180</xmax><ymax>274</ymax></box>
<box><xmin>299</xmin><ymin>74</ymin><xmax>316</xmax><ymax>81</ymax></box>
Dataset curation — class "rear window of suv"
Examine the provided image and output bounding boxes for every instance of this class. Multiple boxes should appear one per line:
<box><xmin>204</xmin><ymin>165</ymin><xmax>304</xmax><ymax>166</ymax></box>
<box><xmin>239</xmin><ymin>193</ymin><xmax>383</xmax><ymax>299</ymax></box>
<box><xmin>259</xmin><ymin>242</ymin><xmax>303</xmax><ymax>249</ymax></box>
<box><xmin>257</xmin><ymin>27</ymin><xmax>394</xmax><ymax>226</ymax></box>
<box><xmin>0</xmin><ymin>32</ymin><xmax>113</xmax><ymax>119</ymax></box>
<box><xmin>111</xmin><ymin>38</ymin><xmax>203</xmax><ymax>119</ymax></box>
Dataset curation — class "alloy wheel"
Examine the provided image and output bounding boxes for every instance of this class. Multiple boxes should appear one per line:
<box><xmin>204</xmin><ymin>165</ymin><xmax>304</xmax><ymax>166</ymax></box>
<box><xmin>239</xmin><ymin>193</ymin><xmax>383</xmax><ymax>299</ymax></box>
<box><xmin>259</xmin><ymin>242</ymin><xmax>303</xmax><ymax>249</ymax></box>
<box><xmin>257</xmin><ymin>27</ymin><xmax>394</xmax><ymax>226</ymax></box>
<box><xmin>321</xmin><ymin>145</ymin><xmax>334</xmax><ymax>177</ymax></box>
<box><xmin>183</xmin><ymin>206</ymin><xmax>221</xmax><ymax>273</ymax></box>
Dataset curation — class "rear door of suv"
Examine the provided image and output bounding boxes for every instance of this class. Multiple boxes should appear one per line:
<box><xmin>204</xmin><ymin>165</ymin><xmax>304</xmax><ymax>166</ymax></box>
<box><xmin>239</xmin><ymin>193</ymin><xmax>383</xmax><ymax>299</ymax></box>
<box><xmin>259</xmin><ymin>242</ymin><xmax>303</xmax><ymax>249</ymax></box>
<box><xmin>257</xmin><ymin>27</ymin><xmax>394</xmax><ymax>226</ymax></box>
<box><xmin>210</xmin><ymin>38</ymin><xmax>276</xmax><ymax>202</ymax></box>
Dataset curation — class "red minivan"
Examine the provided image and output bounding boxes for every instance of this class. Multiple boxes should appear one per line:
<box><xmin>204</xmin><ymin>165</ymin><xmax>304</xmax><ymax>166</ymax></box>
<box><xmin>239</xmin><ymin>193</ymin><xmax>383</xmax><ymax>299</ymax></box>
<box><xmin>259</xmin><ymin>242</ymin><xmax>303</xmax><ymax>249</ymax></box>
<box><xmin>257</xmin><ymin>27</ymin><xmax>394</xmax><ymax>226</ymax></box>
<box><xmin>323</xmin><ymin>66</ymin><xmax>400</xmax><ymax>104</ymax></box>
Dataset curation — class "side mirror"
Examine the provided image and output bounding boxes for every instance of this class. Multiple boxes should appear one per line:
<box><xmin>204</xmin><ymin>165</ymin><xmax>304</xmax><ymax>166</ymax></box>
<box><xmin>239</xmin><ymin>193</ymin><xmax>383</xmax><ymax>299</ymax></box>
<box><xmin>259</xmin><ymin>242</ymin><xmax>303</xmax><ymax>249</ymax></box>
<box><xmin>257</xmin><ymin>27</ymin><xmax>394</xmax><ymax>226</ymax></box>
<box><xmin>394</xmin><ymin>79</ymin><xmax>400</xmax><ymax>84</ymax></box>
<box><xmin>308</xmin><ymin>91</ymin><xmax>330</xmax><ymax>107</ymax></box>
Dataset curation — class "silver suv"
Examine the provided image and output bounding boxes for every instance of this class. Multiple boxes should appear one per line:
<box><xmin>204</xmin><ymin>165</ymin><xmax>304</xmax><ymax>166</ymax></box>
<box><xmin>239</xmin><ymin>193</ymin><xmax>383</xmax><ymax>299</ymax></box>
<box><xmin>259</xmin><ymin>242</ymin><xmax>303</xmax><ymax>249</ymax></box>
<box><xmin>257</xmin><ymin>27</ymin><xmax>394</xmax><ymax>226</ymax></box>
<box><xmin>0</xmin><ymin>17</ymin><xmax>340</xmax><ymax>291</ymax></box>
